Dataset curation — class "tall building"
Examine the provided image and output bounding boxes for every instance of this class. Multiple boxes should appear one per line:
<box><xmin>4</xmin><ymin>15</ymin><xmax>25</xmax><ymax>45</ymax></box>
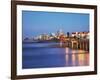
<box><xmin>56</xmin><ymin>29</ymin><xmax>64</xmax><ymax>39</ymax></box>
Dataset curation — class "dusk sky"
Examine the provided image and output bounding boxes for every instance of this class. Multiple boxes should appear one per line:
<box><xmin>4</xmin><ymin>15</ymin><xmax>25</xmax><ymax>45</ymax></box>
<box><xmin>22</xmin><ymin>11</ymin><xmax>89</xmax><ymax>38</ymax></box>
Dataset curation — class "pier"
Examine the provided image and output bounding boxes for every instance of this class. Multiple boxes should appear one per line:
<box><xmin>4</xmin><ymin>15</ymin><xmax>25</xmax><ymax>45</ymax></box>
<box><xmin>60</xmin><ymin>37</ymin><xmax>89</xmax><ymax>51</ymax></box>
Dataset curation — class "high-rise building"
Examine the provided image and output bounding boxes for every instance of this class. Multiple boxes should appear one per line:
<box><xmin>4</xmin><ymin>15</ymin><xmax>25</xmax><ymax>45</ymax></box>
<box><xmin>56</xmin><ymin>29</ymin><xmax>64</xmax><ymax>39</ymax></box>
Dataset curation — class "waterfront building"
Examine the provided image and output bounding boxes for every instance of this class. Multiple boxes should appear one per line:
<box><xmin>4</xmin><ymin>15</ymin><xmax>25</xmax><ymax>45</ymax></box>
<box><xmin>71</xmin><ymin>32</ymin><xmax>76</xmax><ymax>37</ymax></box>
<box><xmin>71</xmin><ymin>31</ymin><xmax>89</xmax><ymax>39</ymax></box>
<box><xmin>56</xmin><ymin>29</ymin><xmax>64</xmax><ymax>39</ymax></box>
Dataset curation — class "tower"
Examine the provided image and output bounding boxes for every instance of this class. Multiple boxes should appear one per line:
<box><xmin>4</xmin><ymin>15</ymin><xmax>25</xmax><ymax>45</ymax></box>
<box><xmin>57</xmin><ymin>29</ymin><xmax>63</xmax><ymax>36</ymax></box>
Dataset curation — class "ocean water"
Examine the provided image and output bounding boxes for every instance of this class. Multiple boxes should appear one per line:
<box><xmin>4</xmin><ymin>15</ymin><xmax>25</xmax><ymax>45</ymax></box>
<box><xmin>22</xmin><ymin>42</ymin><xmax>89</xmax><ymax>69</ymax></box>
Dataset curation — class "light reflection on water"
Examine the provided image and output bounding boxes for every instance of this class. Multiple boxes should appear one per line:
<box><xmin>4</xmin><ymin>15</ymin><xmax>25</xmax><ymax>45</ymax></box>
<box><xmin>22</xmin><ymin>43</ymin><xmax>89</xmax><ymax>69</ymax></box>
<box><xmin>65</xmin><ymin>48</ymin><xmax>89</xmax><ymax>66</ymax></box>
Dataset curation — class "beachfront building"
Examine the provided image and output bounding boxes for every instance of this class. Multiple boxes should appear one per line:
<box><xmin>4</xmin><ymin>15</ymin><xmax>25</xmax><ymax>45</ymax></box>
<box><xmin>71</xmin><ymin>32</ymin><xmax>89</xmax><ymax>39</ymax></box>
<box><xmin>71</xmin><ymin>32</ymin><xmax>77</xmax><ymax>37</ymax></box>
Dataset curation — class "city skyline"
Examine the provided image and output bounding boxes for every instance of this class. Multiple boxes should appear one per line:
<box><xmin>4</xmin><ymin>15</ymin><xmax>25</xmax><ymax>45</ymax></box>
<box><xmin>22</xmin><ymin>11</ymin><xmax>89</xmax><ymax>38</ymax></box>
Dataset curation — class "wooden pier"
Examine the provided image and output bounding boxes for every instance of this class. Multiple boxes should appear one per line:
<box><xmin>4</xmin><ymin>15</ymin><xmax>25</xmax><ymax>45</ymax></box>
<box><xmin>60</xmin><ymin>37</ymin><xmax>89</xmax><ymax>51</ymax></box>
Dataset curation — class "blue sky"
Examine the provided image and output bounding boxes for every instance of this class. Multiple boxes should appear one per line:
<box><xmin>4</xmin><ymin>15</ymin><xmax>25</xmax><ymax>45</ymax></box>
<box><xmin>22</xmin><ymin>11</ymin><xmax>89</xmax><ymax>38</ymax></box>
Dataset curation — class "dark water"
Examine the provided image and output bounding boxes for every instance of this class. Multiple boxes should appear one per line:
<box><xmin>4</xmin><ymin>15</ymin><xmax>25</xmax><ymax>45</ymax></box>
<box><xmin>22</xmin><ymin>42</ymin><xmax>89</xmax><ymax>69</ymax></box>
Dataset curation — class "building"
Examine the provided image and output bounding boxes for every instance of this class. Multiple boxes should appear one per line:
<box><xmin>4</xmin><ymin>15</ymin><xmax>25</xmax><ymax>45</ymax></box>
<box><xmin>56</xmin><ymin>29</ymin><xmax>64</xmax><ymax>39</ymax></box>
<box><xmin>71</xmin><ymin>32</ymin><xmax>89</xmax><ymax>39</ymax></box>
